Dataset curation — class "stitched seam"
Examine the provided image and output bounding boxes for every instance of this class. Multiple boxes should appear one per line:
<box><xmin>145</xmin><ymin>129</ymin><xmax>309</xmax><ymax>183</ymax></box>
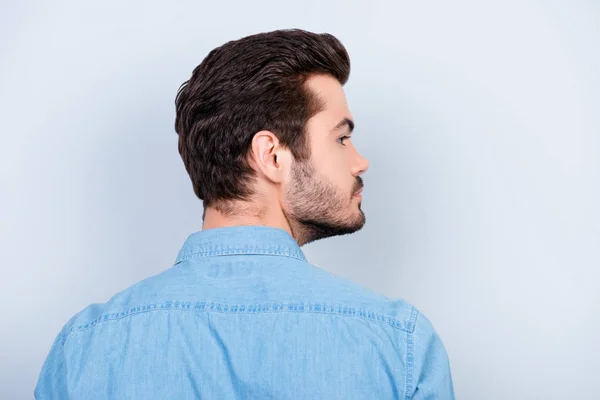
<box><xmin>70</xmin><ymin>301</ymin><xmax>412</xmax><ymax>334</ymax></box>
<box><xmin>405</xmin><ymin>305</ymin><xmax>418</xmax><ymax>334</ymax></box>
<box><xmin>176</xmin><ymin>248</ymin><xmax>306</xmax><ymax>263</ymax></box>
<box><xmin>405</xmin><ymin>329</ymin><xmax>415</xmax><ymax>399</ymax></box>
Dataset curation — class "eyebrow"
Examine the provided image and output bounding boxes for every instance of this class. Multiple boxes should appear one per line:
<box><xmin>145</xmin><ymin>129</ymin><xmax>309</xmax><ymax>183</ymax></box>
<box><xmin>331</xmin><ymin>117</ymin><xmax>355</xmax><ymax>134</ymax></box>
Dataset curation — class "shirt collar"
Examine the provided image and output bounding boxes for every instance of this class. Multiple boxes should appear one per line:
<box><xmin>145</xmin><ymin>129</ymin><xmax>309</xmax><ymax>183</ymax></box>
<box><xmin>174</xmin><ymin>225</ymin><xmax>307</xmax><ymax>265</ymax></box>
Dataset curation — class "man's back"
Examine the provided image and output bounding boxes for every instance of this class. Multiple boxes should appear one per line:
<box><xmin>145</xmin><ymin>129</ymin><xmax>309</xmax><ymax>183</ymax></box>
<box><xmin>36</xmin><ymin>226</ymin><xmax>454</xmax><ymax>399</ymax></box>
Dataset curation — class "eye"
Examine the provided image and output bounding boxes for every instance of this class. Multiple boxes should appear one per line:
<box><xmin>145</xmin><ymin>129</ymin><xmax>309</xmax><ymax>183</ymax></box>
<box><xmin>337</xmin><ymin>135</ymin><xmax>351</xmax><ymax>146</ymax></box>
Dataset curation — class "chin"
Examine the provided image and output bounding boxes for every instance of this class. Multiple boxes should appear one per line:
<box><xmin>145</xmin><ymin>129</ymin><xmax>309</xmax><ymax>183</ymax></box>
<box><xmin>294</xmin><ymin>212</ymin><xmax>366</xmax><ymax>246</ymax></box>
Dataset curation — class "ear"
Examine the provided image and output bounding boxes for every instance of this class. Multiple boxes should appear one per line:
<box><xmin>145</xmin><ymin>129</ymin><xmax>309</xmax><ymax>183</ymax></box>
<box><xmin>249</xmin><ymin>130</ymin><xmax>292</xmax><ymax>183</ymax></box>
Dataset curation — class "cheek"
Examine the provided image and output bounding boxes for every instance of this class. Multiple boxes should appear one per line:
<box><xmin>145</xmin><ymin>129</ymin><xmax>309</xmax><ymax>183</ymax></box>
<box><xmin>324</xmin><ymin>162</ymin><xmax>353</xmax><ymax>192</ymax></box>
<box><xmin>310</xmin><ymin>142</ymin><xmax>352</xmax><ymax>188</ymax></box>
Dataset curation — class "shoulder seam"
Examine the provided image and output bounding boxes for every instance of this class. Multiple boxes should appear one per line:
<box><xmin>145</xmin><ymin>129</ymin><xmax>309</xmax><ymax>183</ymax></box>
<box><xmin>405</xmin><ymin>305</ymin><xmax>418</xmax><ymax>333</ymax></box>
<box><xmin>405</xmin><ymin>327</ymin><xmax>416</xmax><ymax>400</ymax></box>
<box><xmin>403</xmin><ymin>307</ymin><xmax>420</xmax><ymax>399</ymax></box>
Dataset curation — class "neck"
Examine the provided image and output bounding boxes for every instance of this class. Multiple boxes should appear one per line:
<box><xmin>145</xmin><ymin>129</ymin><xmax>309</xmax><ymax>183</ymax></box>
<box><xmin>202</xmin><ymin>202</ymin><xmax>298</xmax><ymax>243</ymax></box>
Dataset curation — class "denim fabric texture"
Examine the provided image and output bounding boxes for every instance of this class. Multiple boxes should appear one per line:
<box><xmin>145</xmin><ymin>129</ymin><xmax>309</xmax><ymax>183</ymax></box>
<box><xmin>35</xmin><ymin>225</ymin><xmax>454</xmax><ymax>399</ymax></box>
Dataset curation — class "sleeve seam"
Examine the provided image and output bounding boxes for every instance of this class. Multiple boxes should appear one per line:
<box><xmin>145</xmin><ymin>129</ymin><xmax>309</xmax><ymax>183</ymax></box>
<box><xmin>404</xmin><ymin>321</ymin><xmax>416</xmax><ymax>399</ymax></box>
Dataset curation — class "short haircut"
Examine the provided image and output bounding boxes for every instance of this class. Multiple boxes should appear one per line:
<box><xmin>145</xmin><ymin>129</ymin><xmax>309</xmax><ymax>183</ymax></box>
<box><xmin>174</xmin><ymin>29</ymin><xmax>351</xmax><ymax>212</ymax></box>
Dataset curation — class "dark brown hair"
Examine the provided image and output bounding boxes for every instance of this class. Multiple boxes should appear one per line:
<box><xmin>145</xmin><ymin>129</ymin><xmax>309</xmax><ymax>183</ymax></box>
<box><xmin>174</xmin><ymin>29</ymin><xmax>350</xmax><ymax>212</ymax></box>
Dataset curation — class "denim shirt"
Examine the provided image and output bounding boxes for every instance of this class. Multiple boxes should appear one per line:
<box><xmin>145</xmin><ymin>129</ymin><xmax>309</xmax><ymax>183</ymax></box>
<box><xmin>35</xmin><ymin>226</ymin><xmax>454</xmax><ymax>399</ymax></box>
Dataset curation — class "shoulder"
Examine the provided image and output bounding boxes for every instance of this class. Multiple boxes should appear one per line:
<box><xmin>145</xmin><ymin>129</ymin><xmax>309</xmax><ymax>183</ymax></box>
<box><xmin>57</xmin><ymin>259</ymin><xmax>430</xmax><ymax>336</ymax></box>
<box><xmin>297</xmin><ymin>262</ymin><xmax>422</xmax><ymax>333</ymax></box>
<box><xmin>411</xmin><ymin>308</ymin><xmax>450</xmax><ymax>356</ymax></box>
<box><xmin>58</xmin><ymin>268</ymin><xmax>178</xmax><ymax>336</ymax></box>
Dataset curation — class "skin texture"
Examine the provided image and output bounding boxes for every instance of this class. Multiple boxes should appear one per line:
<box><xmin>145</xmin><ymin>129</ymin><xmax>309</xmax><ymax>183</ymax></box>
<box><xmin>202</xmin><ymin>74</ymin><xmax>369</xmax><ymax>246</ymax></box>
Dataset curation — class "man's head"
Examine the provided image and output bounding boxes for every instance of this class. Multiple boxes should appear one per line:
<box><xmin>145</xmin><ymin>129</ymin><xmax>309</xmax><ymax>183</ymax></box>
<box><xmin>175</xmin><ymin>29</ymin><xmax>369</xmax><ymax>245</ymax></box>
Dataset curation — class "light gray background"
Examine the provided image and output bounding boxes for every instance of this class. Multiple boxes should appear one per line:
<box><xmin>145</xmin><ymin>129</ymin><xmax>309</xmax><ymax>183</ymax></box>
<box><xmin>1</xmin><ymin>1</ymin><xmax>599</xmax><ymax>398</ymax></box>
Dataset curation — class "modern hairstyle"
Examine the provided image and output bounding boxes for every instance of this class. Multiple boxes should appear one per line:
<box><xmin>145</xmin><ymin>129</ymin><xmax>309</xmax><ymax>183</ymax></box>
<box><xmin>174</xmin><ymin>29</ymin><xmax>350</xmax><ymax>213</ymax></box>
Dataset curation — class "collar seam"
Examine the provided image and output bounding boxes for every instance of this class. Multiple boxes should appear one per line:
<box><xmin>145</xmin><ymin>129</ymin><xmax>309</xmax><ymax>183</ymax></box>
<box><xmin>175</xmin><ymin>248</ymin><xmax>306</xmax><ymax>264</ymax></box>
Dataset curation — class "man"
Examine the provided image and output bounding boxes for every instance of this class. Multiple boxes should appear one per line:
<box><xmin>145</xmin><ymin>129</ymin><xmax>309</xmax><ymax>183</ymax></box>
<box><xmin>36</xmin><ymin>29</ymin><xmax>454</xmax><ymax>399</ymax></box>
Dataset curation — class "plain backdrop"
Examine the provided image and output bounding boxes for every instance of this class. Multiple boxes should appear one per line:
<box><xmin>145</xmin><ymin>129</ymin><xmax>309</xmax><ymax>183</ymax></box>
<box><xmin>1</xmin><ymin>1</ymin><xmax>599</xmax><ymax>399</ymax></box>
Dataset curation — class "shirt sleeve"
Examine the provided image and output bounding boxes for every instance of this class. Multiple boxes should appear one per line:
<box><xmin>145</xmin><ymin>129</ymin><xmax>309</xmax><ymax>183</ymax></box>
<box><xmin>408</xmin><ymin>310</ymin><xmax>455</xmax><ymax>400</ymax></box>
<box><xmin>34</xmin><ymin>327</ymin><xmax>70</xmax><ymax>399</ymax></box>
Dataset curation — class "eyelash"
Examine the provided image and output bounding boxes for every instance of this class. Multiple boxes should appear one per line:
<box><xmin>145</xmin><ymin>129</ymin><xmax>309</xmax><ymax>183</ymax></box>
<box><xmin>337</xmin><ymin>136</ymin><xmax>351</xmax><ymax>146</ymax></box>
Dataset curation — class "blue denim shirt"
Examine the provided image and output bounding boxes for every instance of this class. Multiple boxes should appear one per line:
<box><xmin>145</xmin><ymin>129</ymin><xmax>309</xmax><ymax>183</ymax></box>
<box><xmin>36</xmin><ymin>226</ymin><xmax>454</xmax><ymax>399</ymax></box>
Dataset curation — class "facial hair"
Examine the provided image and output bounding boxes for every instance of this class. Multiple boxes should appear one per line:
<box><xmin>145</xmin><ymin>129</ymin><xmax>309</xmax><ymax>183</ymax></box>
<box><xmin>284</xmin><ymin>159</ymin><xmax>365</xmax><ymax>246</ymax></box>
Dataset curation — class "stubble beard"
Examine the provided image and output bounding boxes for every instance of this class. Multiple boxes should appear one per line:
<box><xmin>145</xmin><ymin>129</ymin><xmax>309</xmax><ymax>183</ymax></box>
<box><xmin>284</xmin><ymin>160</ymin><xmax>365</xmax><ymax>246</ymax></box>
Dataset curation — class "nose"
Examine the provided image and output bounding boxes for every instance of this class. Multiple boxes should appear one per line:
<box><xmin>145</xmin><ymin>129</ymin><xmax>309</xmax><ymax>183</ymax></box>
<box><xmin>352</xmin><ymin>151</ymin><xmax>369</xmax><ymax>177</ymax></box>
